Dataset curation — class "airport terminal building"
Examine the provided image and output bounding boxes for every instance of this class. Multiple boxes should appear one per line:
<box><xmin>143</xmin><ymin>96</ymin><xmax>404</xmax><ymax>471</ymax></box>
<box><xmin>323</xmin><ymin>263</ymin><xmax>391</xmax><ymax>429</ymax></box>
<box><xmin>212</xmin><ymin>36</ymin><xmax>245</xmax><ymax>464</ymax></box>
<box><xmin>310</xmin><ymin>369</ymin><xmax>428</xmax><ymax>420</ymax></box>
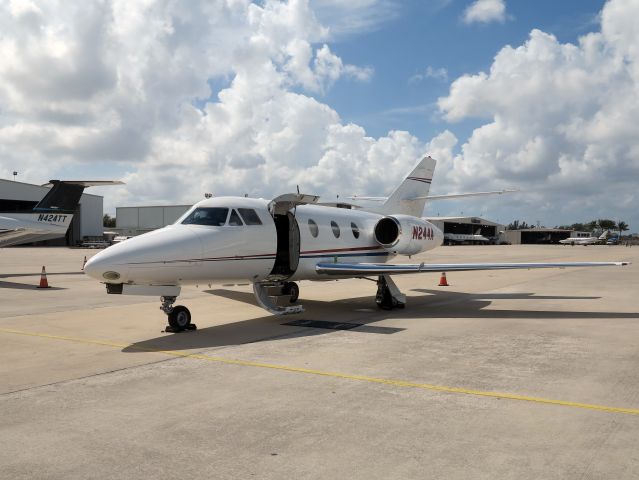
<box><xmin>0</xmin><ymin>178</ymin><xmax>104</xmax><ymax>245</ymax></box>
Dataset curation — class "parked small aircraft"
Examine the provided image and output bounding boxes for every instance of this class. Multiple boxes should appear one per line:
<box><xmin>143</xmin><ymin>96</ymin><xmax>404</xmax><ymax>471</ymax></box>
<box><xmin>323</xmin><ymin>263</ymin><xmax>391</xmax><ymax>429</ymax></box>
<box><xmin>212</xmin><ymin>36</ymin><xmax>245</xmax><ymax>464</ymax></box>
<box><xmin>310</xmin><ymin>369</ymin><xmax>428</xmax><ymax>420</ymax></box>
<box><xmin>0</xmin><ymin>180</ymin><xmax>123</xmax><ymax>248</ymax></box>
<box><xmin>559</xmin><ymin>230</ymin><xmax>611</xmax><ymax>246</ymax></box>
<box><xmin>84</xmin><ymin>157</ymin><xmax>628</xmax><ymax>331</ymax></box>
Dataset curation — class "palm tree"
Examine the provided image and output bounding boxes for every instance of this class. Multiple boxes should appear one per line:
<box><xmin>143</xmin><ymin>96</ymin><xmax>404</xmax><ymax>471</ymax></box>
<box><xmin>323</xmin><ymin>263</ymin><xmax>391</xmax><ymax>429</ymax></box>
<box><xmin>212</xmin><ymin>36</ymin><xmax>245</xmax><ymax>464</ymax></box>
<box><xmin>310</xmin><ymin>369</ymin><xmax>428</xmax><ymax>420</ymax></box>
<box><xmin>617</xmin><ymin>221</ymin><xmax>629</xmax><ymax>236</ymax></box>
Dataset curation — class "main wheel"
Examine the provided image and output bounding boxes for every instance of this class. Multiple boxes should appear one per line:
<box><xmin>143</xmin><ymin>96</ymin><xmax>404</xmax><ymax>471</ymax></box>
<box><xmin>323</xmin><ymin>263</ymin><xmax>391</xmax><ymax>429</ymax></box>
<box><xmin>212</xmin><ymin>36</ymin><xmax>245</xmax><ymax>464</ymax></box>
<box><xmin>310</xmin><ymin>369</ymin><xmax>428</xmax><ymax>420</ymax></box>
<box><xmin>168</xmin><ymin>305</ymin><xmax>191</xmax><ymax>330</ymax></box>
<box><xmin>283</xmin><ymin>282</ymin><xmax>299</xmax><ymax>303</ymax></box>
<box><xmin>376</xmin><ymin>287</ymin><xmax>394</xmax><ymax>310</ymax></box>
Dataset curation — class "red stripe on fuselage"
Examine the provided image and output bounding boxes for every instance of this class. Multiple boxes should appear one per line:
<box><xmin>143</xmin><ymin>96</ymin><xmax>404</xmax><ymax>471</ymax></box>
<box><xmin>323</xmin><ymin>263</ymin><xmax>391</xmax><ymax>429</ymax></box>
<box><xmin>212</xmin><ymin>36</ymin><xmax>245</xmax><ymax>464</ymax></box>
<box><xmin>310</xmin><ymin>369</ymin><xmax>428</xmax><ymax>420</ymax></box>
<box><xmin>300</xmin><ymin>245</ymin><xmax>382</xmax><ymax>254</ymax></box>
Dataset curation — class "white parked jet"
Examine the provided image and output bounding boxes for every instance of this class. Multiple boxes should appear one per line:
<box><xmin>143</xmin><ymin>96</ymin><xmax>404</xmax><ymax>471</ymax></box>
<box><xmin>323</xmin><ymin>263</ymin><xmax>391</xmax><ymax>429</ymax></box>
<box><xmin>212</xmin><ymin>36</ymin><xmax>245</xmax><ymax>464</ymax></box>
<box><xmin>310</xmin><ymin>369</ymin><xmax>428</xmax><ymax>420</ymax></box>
<box><xmin>559</xmin><ymin>231</ymin><xmax>610</xmax><ymax>246</ymax></box>
<box><xmin>0</xmin><ymin>180</ymin><xmax>123</xmax><ymax>248</ymax></box>
<box><xmin>84</xmin><ymin>157</ymin><xmax>628</xmax><ymax>331</ymax></box>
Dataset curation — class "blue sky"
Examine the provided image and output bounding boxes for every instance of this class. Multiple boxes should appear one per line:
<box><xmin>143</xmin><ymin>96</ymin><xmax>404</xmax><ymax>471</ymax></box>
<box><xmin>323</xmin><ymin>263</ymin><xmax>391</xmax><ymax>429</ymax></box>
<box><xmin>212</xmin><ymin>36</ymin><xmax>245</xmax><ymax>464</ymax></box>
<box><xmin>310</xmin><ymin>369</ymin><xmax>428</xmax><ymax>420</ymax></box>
<box><xmin>322</xmin><ymin>0</ymin><xmax>605</xmax><ymax>143</ymax></box>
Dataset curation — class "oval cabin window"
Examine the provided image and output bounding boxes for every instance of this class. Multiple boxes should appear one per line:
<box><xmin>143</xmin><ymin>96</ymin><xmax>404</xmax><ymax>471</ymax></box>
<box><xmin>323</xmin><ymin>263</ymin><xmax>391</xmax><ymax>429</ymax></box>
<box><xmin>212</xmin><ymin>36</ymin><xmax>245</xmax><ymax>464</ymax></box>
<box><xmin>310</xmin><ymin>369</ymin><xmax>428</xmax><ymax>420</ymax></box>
<box><xmin>308</xmin><ymin>219</ymin><xmax>319</xmax><ymax>238</ymax></box>
<box><xmin>331</xmin><ymin>221</ymin><xmax>340</xmax><ymax>238</ymax></box>
<box><xmin>351</xmin><ymin>222</ymin><xmax>360</xmax><ymax>239</ymax></box>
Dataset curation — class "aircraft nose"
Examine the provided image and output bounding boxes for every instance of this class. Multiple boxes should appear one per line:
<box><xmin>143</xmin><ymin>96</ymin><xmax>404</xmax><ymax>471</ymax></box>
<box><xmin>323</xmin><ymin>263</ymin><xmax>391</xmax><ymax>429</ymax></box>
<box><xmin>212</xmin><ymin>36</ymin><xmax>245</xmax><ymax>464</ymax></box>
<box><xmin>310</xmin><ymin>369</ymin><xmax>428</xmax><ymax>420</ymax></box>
<box><xmin>84</xmin><ymin>226</ymin><xmax>203</xmax><ymax>284</ymax></box>
<box><xmin>83</xmin><ymin>249</ymin><xmax>128</xmax><ymax>283</ymax></box>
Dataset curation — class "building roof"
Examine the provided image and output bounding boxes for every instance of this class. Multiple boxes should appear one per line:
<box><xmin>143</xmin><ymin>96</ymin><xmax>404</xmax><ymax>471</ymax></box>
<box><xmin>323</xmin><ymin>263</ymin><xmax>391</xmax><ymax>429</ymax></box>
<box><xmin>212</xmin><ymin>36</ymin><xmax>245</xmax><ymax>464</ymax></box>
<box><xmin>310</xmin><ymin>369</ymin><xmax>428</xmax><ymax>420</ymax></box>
<box><xmin>510</xmin><ymin>228</ymin><xmax>572</xmax><ymax>232</ymax></box>
<box><xmin>425</xmin><ymin>216</ymin><xmax>503</xmax><ymax>226</ymax></box>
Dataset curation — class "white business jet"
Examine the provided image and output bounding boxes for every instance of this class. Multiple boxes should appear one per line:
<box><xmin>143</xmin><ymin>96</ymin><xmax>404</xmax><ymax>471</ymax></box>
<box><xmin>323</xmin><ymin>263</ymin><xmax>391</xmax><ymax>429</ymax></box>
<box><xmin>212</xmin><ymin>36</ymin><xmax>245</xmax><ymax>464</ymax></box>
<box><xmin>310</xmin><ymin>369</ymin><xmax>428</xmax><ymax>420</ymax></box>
<box><xmin>0</xmin><ymin>180</ymin><xmax>123</xmax><ymax>247</ymax></box>
<box><xmin>559</xmin><ymin>231</ymin><xmax>610</xmax><ymax>246</ymax></box>
<box><xmin>84</xmin><ymin>157</ymin><xmax>628</xmax><ymax>331</ymax></box>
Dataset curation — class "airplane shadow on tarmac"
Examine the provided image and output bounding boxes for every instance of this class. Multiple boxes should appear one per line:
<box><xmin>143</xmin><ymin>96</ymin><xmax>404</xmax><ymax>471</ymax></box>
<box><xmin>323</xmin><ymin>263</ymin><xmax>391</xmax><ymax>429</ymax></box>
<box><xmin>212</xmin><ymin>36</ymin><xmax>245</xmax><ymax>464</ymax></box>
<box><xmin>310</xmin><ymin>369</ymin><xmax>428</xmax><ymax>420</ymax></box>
<box><xmin>0</xmin><ymin>280</ymin><xmax>66</xmax><ymax>290</ymax></box>
<box><xmin>122</xmin><ymin>287</ymin><xmax>639</xmax><ymax>353</ymax></box>
<box><xmin>0</xmin><ymin>272</ymin><xmax>84</xmax><ymax>290</ymax></box>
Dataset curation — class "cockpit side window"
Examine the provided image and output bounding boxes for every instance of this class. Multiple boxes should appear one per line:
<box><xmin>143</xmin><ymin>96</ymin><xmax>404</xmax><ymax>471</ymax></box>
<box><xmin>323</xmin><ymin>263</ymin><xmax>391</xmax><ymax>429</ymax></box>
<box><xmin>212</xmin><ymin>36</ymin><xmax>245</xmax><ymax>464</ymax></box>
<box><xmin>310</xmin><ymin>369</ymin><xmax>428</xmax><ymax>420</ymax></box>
<box><xmin>228</xmin><ymin>209</ymin><xmax>244</xmax><ymax>226</ymax></box>
<box><xmin>181</xmin><ymin>207</ymin><xmax>229</xmax><ymax>226</ymax></box>
<box><xmin>237</xmin><ymin>208</ymin><xmax>263</xmax><ymax>225</ymax></box>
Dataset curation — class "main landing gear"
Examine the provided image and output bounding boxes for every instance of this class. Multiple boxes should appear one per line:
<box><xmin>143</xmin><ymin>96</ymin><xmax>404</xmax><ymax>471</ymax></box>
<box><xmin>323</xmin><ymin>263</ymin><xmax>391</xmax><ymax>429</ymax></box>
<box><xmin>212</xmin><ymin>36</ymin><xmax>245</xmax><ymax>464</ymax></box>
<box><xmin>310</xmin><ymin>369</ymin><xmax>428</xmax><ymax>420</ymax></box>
<box><xmin>375</xmin><ymin>275</ymin><xmax>406</xmax><ymax>310</ymax></box>
<box><xmin>282</xmin><ymin>281</ymin><xmax>300</xmax><ymax>303</ymax></box>
<box><xmin>252</xmin><ymin>281</ymin><xmax>304</xmax><ymax>315</ymax></box>
<box><xmin>160</xmin><ymin>296</ymin><xmax>197</xmax><ymax>333</ymax></box>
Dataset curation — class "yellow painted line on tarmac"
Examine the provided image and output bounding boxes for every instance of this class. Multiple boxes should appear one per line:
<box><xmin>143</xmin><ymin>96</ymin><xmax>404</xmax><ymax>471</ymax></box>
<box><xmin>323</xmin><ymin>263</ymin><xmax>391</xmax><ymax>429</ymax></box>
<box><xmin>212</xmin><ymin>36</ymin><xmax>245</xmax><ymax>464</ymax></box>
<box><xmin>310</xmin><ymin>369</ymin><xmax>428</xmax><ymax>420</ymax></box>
<box><xmin>2</xmin><ymin>326</ymin><xmax>639</xmax><ymax>416</ymax></box>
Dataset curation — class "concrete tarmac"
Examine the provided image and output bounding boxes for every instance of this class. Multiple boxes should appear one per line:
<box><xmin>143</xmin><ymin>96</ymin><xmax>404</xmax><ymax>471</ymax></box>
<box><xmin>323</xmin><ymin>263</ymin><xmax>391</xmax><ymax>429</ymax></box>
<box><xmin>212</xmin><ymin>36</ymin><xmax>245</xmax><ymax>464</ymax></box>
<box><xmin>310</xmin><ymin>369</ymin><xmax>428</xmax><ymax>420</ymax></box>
<box><xmin>0</xmin><ymin>244</ymin><xmax>638</xmax><ymax>479</ymax></box>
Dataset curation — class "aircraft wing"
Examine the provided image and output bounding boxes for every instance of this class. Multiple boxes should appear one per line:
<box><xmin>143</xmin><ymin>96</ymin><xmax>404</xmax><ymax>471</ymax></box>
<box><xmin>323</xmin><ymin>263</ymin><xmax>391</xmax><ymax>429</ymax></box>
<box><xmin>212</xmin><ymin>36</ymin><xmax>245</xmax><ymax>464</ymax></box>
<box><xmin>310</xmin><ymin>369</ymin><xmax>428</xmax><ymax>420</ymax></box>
<box><xmin>316</xmin><ymin>261</ymin><xmax>629</xmax><ymax>276</ymax></box>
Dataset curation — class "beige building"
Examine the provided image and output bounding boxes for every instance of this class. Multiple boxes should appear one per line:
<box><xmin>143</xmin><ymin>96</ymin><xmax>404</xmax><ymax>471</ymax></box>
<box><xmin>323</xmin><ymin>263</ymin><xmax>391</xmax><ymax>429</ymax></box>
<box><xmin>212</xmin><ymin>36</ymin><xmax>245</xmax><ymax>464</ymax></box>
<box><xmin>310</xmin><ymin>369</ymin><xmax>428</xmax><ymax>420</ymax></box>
<box><xmin>115</xmin><ymin>205</ymin><xmax>192</xmax><ymax>236</ymax></box>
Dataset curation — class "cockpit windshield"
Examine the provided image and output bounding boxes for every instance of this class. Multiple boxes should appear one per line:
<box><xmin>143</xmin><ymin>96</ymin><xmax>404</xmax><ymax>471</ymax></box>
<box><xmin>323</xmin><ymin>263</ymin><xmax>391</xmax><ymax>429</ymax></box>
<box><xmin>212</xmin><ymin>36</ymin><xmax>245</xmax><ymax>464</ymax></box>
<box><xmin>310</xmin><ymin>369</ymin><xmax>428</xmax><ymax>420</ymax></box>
<box><xmin>181</xmin><ymin>208</ymin><xmax>229</xmax><ymax>226</ymax></box>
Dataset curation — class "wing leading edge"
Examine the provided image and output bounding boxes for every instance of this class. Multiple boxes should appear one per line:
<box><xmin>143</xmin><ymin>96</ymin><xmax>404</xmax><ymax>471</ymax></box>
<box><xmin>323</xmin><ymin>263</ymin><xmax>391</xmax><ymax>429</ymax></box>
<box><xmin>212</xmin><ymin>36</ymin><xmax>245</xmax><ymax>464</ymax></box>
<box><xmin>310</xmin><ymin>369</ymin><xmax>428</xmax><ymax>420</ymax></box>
<box><xmin>316</xmin><ymin>261</ymin><xmax>629</xmax><ymax>276</ymax></box>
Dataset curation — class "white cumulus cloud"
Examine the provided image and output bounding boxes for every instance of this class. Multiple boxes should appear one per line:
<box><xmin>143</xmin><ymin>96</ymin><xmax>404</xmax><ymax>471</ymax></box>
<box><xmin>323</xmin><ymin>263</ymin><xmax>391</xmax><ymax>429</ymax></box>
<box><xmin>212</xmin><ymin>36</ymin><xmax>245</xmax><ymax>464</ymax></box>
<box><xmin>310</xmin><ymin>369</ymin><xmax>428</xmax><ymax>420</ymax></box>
<box><xmin>0</xmin><ymin>0</ymin><xmax>414</xmax><ymax>211</ymax></box>
<box><xmin>436</xmin><ymin>0</ymin><xmax>639</xmax><ymax>227</ymax></box>
<box><xmin>462</xmin><ymin>0</ymin><xmax>507</xmax><ymax>25</ymax></box>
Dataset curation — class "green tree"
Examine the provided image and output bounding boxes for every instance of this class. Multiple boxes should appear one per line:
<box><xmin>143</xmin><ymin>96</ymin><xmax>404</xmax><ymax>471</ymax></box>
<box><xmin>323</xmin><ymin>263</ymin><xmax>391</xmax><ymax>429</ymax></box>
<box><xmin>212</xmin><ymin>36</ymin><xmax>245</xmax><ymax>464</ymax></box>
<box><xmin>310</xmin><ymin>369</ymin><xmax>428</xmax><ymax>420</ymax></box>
<box><xmin>617</xmin><ymin>220</ymin><xmax>629</xmax><ymax>235</ymax></box>
<box><xmin>103</xmin><ymin>214</ymin><xmax>116</xmax><ymax>228</ymax></box>
<box><xmin>598</xmin><ymin>218</ymin><xmax>616</xmax><ymax>230</ymax></box>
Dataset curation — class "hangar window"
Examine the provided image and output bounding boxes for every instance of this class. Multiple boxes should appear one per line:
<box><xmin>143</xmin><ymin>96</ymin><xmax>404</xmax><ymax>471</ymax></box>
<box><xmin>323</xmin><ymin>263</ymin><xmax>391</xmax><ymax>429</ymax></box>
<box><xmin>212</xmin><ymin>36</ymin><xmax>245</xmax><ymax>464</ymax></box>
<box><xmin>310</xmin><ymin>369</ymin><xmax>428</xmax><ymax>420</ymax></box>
<box><xmin>238</xmin><ymin>208</ymin><xmax>262</xmax><ymax>225</ymax></box>
<box><xmin>228</xmin><ymin>209</ymin><xmax>244</xmax><ymax>226</ymax></box>
<box><xmin>351</xmin><ymin>222</ymin><xmax>360</xmax><ymax>239</ymax></box>
<box><xmin>308</xmin><ymin>219</ymin><xmax>319</xmax><ymax>238</ymax></box>
<box><xmin>331</xmin><ymin>221</ymin><xmax>340</xmax><ymax>238</ymax></box>
<box><xmin>181</xmin><ymin>208</ymin><xmax>229</xmax><ymax>226</ymax></box>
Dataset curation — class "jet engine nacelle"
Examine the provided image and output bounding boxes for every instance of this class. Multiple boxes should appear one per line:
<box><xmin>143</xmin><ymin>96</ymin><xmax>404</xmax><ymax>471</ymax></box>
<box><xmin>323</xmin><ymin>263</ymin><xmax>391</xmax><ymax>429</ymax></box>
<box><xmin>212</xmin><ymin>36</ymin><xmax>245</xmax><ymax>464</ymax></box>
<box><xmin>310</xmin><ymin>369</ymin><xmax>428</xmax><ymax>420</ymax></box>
<box><xmin>373</xmin><ymin>215</ymin><xmax>441</xmax><ymax>256</ymax></box>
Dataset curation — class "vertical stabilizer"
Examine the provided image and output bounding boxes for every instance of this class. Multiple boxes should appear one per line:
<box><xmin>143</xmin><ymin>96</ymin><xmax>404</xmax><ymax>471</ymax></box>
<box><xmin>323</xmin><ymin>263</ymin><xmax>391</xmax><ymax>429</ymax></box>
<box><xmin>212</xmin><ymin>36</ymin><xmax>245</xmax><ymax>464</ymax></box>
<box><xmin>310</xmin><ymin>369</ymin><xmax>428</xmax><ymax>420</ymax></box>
<box><xmin>375</xmin><ymin>156</ymin><xmax>437</xmax><ymax>217</ymax></box>
<box><xmin>34</xmin><ymin>181</ymin><xmax>86</xmax><ymax>213</ymax></box>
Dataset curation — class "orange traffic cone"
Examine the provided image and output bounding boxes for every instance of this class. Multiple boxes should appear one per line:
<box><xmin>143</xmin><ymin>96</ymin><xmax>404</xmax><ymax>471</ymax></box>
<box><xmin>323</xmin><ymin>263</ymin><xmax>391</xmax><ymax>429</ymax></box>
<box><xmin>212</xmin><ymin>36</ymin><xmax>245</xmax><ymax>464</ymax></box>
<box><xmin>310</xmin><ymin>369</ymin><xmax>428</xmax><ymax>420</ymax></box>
<box><xmin>81</xmin><ymin>256</ymin><xmax>87</xmax><ymax>271</ymax></box>
<box><xmin>438</xmin><ymin>272</ymin><xmax>449</xmax><ymax>287</ymax></box>
<box><xmin>38</xmin><ymin>266</ymin><xmax>50</xmax><ymax>289</ymax></box>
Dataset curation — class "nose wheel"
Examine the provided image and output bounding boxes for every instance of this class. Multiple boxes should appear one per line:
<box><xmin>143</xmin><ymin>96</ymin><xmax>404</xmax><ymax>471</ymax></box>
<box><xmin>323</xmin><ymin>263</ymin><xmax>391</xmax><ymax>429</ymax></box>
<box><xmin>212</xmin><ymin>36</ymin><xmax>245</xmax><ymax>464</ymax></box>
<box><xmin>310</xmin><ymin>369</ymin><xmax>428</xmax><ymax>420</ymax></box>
<box><xmin>161</xmin><ymin>296</ymin><xmax>196</xmax><ymax>333</ymax></box>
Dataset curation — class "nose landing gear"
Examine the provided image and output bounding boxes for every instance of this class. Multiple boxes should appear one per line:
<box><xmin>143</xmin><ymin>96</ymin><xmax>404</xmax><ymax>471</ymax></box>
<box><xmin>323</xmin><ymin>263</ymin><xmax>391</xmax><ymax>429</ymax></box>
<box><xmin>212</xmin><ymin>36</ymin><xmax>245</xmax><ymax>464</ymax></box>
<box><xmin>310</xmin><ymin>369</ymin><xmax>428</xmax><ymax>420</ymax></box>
<box><xmin>160</xmin><ymin>296</ymin><xmax>197</xmax><ymax>333</ymax></box>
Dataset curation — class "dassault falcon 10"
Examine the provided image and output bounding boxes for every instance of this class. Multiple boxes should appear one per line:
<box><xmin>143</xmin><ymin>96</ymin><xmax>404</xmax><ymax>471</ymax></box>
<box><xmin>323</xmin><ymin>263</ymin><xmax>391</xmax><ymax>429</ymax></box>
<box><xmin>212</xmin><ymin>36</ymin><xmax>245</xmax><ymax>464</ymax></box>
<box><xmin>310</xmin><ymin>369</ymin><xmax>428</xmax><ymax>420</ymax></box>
<box><xmin>84</xmin><ymin>157</ymin><xmax>628</xmax><ymax>331</ymax></box>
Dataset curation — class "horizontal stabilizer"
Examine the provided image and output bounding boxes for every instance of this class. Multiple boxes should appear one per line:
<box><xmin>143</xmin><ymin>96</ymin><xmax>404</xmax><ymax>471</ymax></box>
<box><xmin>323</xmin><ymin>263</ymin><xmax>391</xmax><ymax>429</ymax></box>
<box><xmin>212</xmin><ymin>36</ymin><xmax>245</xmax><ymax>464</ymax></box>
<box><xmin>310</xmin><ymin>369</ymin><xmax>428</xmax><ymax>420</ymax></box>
<box><xmin>316</xmin><ymin>261</ymin><xmax>629</xmax><ymax>276</ymax></box>
<box><xmin>411</xmin><ymin>189</ymin><xmax>518</xmax><ymax>201</ymax></box>
<box><xmin>350</xmin><ymin>189</ymin><xmax>518</xmax><ymax>203</ymax></box>
<box><xmin>41</xmin><ymin>180</ymin><xmax>125</xmax><ymax>187</ymax></box>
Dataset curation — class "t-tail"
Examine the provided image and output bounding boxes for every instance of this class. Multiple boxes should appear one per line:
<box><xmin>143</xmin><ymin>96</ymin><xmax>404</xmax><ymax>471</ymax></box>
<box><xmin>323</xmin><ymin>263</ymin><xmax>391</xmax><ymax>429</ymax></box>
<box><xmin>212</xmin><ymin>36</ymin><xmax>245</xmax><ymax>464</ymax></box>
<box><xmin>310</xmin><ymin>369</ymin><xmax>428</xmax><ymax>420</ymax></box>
<box><xmin>376</xmin><ymin>156</ymin><xmax>437</xmax><ymax>217</ymax></box>
<box><xmin>0</xmin><ymin>180</ymin><xmax>122</xmax><ymax>247</ymax></box>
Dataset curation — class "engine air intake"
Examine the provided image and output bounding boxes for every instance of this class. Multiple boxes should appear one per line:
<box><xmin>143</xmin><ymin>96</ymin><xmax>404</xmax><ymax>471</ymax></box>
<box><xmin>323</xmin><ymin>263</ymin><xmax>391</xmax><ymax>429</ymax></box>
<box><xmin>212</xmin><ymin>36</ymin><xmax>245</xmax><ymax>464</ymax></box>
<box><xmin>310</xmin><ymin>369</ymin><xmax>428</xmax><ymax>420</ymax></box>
<box><xmin>374</xmin><ymin>217</ymin><xmax>400</xmax><ymax>246</ymax></box>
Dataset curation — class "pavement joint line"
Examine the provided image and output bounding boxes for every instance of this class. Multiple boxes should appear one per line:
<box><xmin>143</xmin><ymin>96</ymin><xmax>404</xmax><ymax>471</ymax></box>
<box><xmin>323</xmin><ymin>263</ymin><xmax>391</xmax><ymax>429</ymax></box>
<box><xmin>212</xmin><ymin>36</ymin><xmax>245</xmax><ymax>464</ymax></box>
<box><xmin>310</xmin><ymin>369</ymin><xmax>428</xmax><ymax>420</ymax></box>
<box><xmin>2</xmin><ymin>326</ymin><xmax>639</xmax><ymax>416</ymax></box>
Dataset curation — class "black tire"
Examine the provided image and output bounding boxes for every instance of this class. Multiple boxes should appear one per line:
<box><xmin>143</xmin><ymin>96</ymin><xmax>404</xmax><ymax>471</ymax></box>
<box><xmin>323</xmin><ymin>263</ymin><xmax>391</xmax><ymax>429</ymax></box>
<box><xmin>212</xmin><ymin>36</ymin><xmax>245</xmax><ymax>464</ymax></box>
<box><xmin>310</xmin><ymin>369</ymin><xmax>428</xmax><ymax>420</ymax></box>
<box><xmin>168</xmin><ymin>305</ymin><xmax>191</xmax><ymax>330</ymax></box>
<box><xmin>284</xmin><ymin>282</ymin><xmax>299</xmax><ymax>303</ymax></box>
<box><xmin>376</xmin><ymin>287</ymin><xmax>394</xmax><ymax>310</ymax></box>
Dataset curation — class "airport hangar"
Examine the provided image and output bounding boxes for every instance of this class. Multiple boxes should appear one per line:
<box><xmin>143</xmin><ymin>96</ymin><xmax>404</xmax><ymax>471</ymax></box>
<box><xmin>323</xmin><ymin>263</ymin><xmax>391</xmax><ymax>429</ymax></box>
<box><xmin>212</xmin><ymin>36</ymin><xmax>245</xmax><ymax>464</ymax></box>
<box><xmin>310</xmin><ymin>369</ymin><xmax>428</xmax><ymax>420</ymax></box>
<box><xmin>114</xmin><ymin>205</ymin><xmax>192</xmax><ymax>236</ymax></box>
<box><xmin>425</xmin><ymin>216</ymin><xmax>504</xmax><ymax>241</ymax></box>
<box><xmin>0</xmin><ymin>178</ymin><xmax>104</xmax><ymax>246</ymax></box>
<box><xmin>425</xmin><ymin>217</ymin><xmax>574</xmax><ymax>245</ymax></box>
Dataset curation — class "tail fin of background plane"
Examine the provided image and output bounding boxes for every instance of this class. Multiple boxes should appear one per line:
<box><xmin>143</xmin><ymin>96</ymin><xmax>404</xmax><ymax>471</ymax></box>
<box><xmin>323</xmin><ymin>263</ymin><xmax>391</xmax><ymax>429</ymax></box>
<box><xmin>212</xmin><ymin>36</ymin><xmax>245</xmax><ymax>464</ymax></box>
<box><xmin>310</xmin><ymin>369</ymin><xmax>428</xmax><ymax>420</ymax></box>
<box><xmin>375</xmin><ymin>156</ymin><xmax>437</xmax><ymax>217</ymax></box>
<box><xmin>34</xmin><ymin>180</ymin><xmax>123</xmax><ymax>213</ymax></box>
